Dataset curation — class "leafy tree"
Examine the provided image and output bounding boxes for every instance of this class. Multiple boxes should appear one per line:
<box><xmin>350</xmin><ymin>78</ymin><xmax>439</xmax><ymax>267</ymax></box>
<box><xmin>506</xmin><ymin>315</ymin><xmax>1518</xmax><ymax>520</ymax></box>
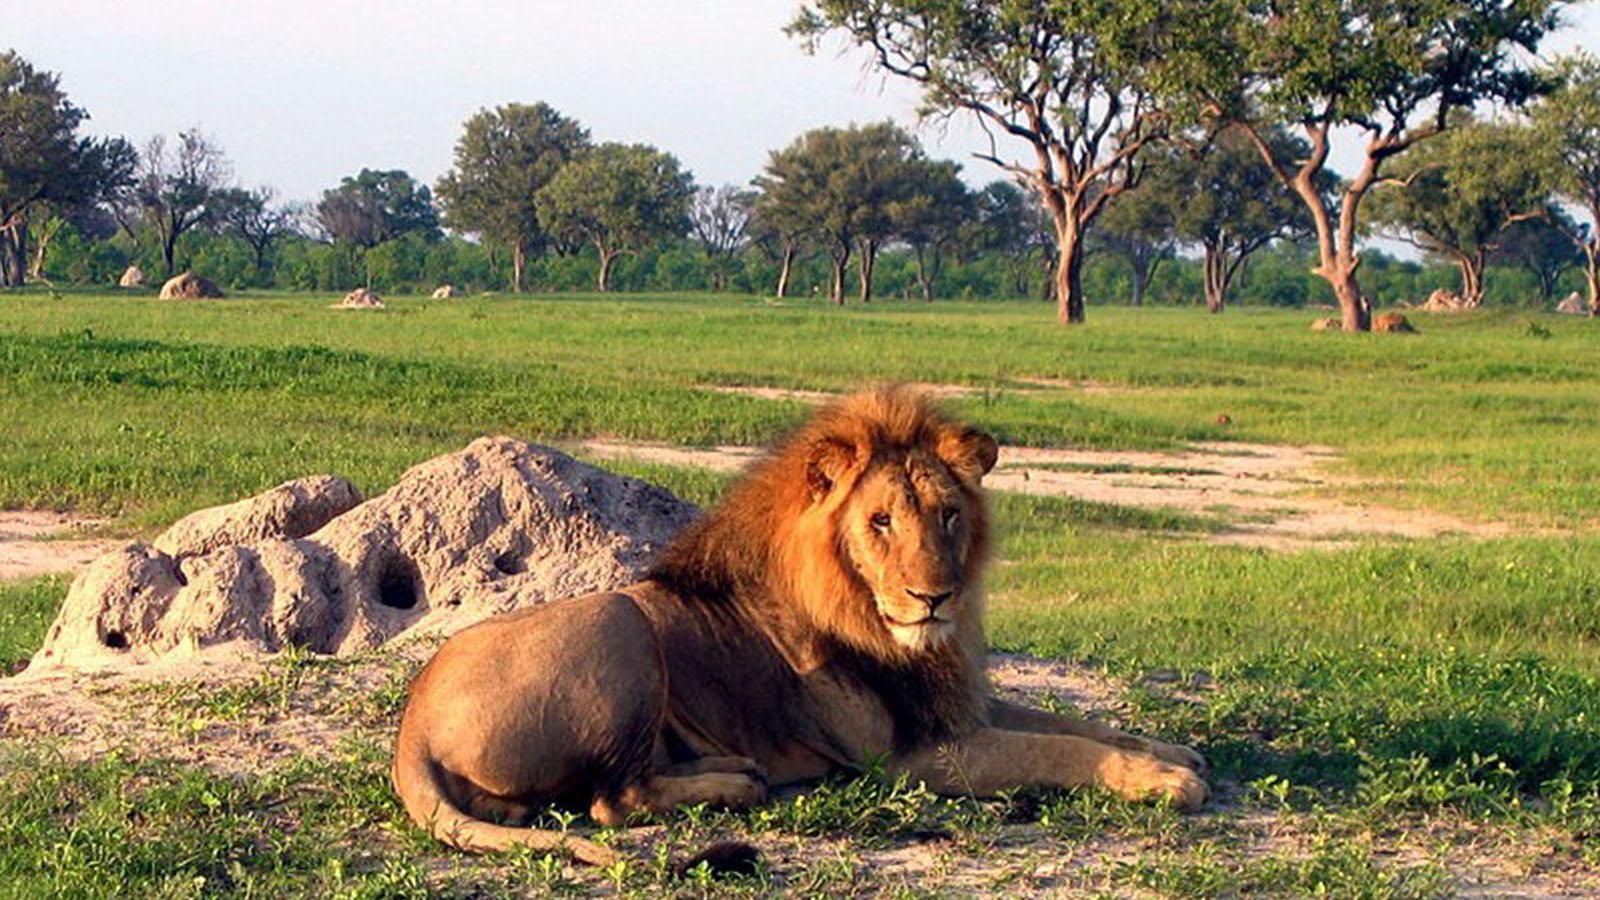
<box><xmin>1089</xmin><ymin>176</ymin><xmax>1176</xmax><ymax>308</ymax></box>
<box><xmin>1531</xmin><ymin>53</ymin><xmax>1600</xmax><ymax>316</ymax></box>
<box><xmin>133</xmin><ymin>130</ymin><xmax>232</xmax><ymax>277</ymax></box>
<box><xmin>1213</xmin><ymin>0</ymin><xmax>1560</xmax><ymax>329</ymax></box>
<box><xmin>890</xmin><ymin>159</ymin><xmax>971</xmax><ymax>301</ymax></box>
<box><xmin>688</xmin><ymin>184</ymin><xmax>753</xmax><ymax>292</ymax></box>
<box><xmin>1369</xmin><ymin>121</ymin><xmax>1549</xmax><ymax>307</ymax></box>
<box><xmin>754</xmin><ymin>122</ymin><xmax>924</xmax><ymax>304</ymax></box>
<box><xmin>748</xmin><ymin>190</ymin><xmax>813</xmax><ymax>299</ymax></box>
<box><xmin>316</xmin><ymin>168</ymin><xmax>440</xmax><ymax>249</ymax></box>
<box><xmin>211</xmin><ymin>186</ymin><xmax>294</xmax><ymax>279</ymax></box>
<box><xmin>791</xmin><ymin>0</ymin><xmax>1231</xmax><ymax>323</ymax></box>
<box><xmin>1172</xmin><ymin>126</ymin><xmax>1322</xmax><ymax>313</ymax></box>
<box><xmin>972</xmin><ymin>180</ymin><xmax>1047</xmax><ymax>298</ymax></box>
<box><xmin>0</xmin><ymin>51</ymin><xmax>134</xmax><ymax>286</ymax></box>
<box><xmin>1492</xmin><ymin>212</ymin><xmax>1582</xmax><ymax>302</ymax></box>
<box><xmin>435</xmin><ymin>103</ymin><xmax>589</xmax><ymax>292</ymax></box>
<box><xmin>536</xmin><ymin>143</ymin><xmax>693</xmax><ymax>292</ymax></box>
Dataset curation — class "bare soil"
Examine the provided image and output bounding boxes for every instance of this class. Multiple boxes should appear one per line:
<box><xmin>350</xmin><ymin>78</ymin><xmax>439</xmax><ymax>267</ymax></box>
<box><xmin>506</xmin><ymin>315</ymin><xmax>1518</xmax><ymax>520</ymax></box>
<box><xmin>0</xmin><ymin>510</ymin><xmax>120</xmax><ymax>581</ymax></box>
<box><xmin>578</xmin><ymin>439</ymin><xmax>1521</xmax><ymax>550</ymax></box>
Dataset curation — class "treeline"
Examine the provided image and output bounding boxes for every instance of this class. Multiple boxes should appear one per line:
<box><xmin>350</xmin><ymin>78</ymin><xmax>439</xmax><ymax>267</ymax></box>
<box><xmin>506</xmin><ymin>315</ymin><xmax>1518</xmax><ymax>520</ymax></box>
<box><xmin>4</xmin><ymin>24</ymin><xmax>1598</xmax><ymax>319</ymax></box>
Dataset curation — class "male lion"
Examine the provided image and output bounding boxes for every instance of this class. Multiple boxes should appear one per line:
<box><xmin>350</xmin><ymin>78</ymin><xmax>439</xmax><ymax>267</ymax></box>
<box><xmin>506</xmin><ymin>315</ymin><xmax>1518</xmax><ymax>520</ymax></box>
<box><xmin>393</xmin><ymin>388</ymin><xmax>1208</xmax><ymax>863</ymax></box>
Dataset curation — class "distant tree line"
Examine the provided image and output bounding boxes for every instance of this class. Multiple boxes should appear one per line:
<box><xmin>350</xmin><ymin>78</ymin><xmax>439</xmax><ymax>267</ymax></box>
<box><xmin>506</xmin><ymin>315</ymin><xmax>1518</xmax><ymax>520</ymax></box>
<box><xmin>4</xmin><ymin>20</ymin><xmax>1599</xmax><ymax>321</ymax></box>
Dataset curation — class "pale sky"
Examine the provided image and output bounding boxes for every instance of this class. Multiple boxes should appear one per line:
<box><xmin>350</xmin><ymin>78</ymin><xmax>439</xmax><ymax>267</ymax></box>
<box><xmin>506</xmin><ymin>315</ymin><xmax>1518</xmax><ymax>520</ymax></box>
<box><xmin>11</xmin><ymin>1</ymin><xmax>1600</xmax><ymax>205</ymax></box>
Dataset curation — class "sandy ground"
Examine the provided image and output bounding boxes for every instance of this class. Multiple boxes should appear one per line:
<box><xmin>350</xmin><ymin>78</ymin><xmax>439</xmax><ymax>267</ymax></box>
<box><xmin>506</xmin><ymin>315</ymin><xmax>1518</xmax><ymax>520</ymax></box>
<box><xmin>578</xmin><ymin>438</ymin><xmax>1517</xmax><ymax>551</ymax></box>
<box><xmin>0</xmin><ymin>510</ymin><xmax>120</xmax><ymax>581</ymax></box>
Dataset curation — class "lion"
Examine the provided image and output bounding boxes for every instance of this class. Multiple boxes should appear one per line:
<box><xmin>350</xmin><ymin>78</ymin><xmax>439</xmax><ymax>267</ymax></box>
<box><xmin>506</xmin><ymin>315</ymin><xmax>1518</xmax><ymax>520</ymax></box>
<box><xmin>392</xmin><ymin>387</ymin><xmax>1209</xmax><ymax>864</ymax></box>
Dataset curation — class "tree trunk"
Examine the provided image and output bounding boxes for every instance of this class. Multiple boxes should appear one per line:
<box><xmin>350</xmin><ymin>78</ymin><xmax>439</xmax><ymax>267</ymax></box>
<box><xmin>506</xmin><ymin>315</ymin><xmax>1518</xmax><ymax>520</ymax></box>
<box><xmin>161</xmin><ymin>229</ymin><xmax>179</xmax><ymax>278</ymax></box>
<box><xmin>1456</xmin><ymin>254</ymin><xmax>1486</xmax><ymax>308</ymax></box>
<box><xmin>1053</xmin><ymin>226</ymin><xmax>1084</xmax><ymax>324</ymax></box>
<box><xmin>29</xmin><ymin>217</ymin><xmax>64</xmax><ymax>281</ymax></box>
<box><xmin>596</xmin><ymin>246</ymin><xmax>616</xmax><ymax>292</ymax></box>
<box><xmin>856</xmin><ymin>238</ymin><xmax>876</xmax><ymax>304</ymax></box>
<box><xmin>1325</xmin><ymin>257</ymin><xmax>1370</xmax><ymax>332</ymax></box>
<box><xmin>829</xmin><ymin>244</ymin><xmax>850</xmax><ymax>305</ymax></box>
<box><xmin>0</xmin><ymin>226</ymin><xmax>24</xmax><ymax>287</ymax></box>
<box><xmin>1203</xmin><ymin>241</ymin><xmax>1226</xmax><ymax>314</ymax></box>
<box><xmin>512</xmin><ymin>240</ymin><xmax>527</xmax><ymax>293</ymax></box>
<box><xmin>1130</xmin><ymin>259</ymin><xmax>1148</xmax><ymax>307</ymax></box>
<box><xmin>775</xmin><ymin>242</ymin><xmax>796</xmax><ymax>298</ymax></box>
<box><xmin>914</xmin><ymin>245</ymin><xmax>932</xmax><ymax>302</ymax></box>
<box><xmin>1584</xmin><ymin>242</ymin><xmax>1600</xmax><ymax>317</ymax></box>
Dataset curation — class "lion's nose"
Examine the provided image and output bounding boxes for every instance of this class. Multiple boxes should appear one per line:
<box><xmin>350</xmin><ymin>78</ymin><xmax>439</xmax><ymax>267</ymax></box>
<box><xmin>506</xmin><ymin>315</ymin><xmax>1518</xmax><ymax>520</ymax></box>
<box><xmin>906</xmin><ymin>588</ymin><xmax>954</xmax><ymax>612</ymax></box>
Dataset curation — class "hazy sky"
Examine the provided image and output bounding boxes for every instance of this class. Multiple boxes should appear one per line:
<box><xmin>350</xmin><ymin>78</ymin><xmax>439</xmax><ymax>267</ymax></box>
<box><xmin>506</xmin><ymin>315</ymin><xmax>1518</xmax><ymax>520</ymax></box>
<box><xmin>12</xmin><ymin>1</ymin><xmax>1600</xmax><ymax>205</ymax></box>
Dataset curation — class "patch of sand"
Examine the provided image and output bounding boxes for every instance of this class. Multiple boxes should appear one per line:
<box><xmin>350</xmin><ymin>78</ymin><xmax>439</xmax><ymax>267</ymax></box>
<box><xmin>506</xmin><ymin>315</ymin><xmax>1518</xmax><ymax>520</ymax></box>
<box><xmin>701</xmin><ymin>378</ymin><xmax>1131</xmax><ymax>405</ymax></box>
<box><xmin>578</xmin><ymin>439</ymin><xmax>1522</xmax><ymax>551</ymax></box>
<box><xmin>0</xmin><ymin>511</ymin><xmax>121</xmax><ymax>581</ymax></box>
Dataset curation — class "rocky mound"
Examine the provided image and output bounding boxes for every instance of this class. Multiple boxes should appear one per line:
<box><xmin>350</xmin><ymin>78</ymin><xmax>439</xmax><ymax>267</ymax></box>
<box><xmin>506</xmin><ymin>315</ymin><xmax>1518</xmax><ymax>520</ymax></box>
<box><xmin>431</xmin><ymin>284</ymin><xmax>458</xmax><ymax>299</ymax></box>
<box><xmin>1556</xmin><ymin>292</ymin><xmax>1587</xmax><ymax>315</ymax></box>
<box><xmin>1420</xmin><ymin>289</ymin><xmax>1469</xmax><ymax>312</ymax></box>
<box><xmin>117</xmin><ymin>265</ymin><xmax>144</xmax><ymax>288</ymax></box>
<box><xmin>29</xmin><ymin>438</ymin><xmax>698</xmax><ymax>671</ymax></box>
<box><xmin>332</xmin><ymin>288</ymin><xmax>384</xmax><ymax>309</ymax></box>
<box><xmin>159</xmin><ymin>271</ymin><xmax>225</xmax><ymax>299</ymax></box>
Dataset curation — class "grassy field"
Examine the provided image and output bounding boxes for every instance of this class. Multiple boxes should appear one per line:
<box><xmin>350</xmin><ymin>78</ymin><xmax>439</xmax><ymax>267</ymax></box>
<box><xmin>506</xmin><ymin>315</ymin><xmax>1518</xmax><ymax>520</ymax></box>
<box><xmin>2</xmin><ymin>289</ymin><xmax>1599</xmax><ymax>897</ymax></box>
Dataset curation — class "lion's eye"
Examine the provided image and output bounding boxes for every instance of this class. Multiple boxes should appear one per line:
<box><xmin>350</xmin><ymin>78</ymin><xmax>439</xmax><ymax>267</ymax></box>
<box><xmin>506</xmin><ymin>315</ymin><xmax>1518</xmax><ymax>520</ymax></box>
<box><xmin>942</xmin><ymin>508</ymin><xmax>960</xmax><ymax>529</ymax></box>
<box><xmin>870</xmin><ymin>512</ymin><xmax>892</xmax><ymax>531</ymax></box>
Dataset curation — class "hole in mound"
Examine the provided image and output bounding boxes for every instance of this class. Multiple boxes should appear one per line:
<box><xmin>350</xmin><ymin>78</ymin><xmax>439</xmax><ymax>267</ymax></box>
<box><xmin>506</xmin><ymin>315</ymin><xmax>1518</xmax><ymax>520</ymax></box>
<box><xmin>376</xmin><ymin>556</ymin><xmax>422</xmax><ymax>611</ymax></box>
<box><xmin>492</xmin><ymin>551</ymin><xmax>526</xmax><ymax>576</ymax></box>
<box><xmin>103</xmin><ymin>630</ymin><xmax>129</xmax><ymax>650</ymax></box>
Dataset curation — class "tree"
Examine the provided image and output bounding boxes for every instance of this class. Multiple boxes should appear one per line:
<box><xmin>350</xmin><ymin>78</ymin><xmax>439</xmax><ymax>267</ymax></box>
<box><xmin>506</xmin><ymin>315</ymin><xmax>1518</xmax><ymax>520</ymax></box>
<box><xmin>791</xmin><ymin>1</ymin><xmax>1231</xmax><ymax>323</ymax></box>
<box><xmin>1369</xmin><ymin>121</ymin><xmax>1549</xmax><ymax>307</ymax></box>
<box><xmin>0</xmin><ymin>51</ymin><xmax>134</xmax><ymax>286</ymax></box>
<box><xmin>135</xmin><ymin>130</ymin><xmax>231</xmax><ymax>277</ymax></box>
<box><xmin>211</xmin><ymin>186</ymin><xmax>293</xmax><ymax>278</ymax></box>
<box><xmin>688</xmin><ymin>185</ymin><xmax>753</xmax><ymax>292</ymax></box>
<box><xmin>1214</xmin><ymin>0</ymin><xmax>1560</xmax><ymax>330</ymax></box>
<box><xmin>316</xmin><ymin>168</ymin><xmax>439</xmax><ymax>249</ymax></box>
<box><xmin>890</xmin><ymin>159</ymin><xmax>971</xmax><ymax>301</ymax></box>
<box><xmin>1171</xmin><ymin>126</ymin><xmax>1322</xmax><ymax>313</ymax></box>
<box><xmin>754</xmin><ymin>123</ymin><xmax>924</xmax><ymax>304</ymax></box>
<box><xmin>1089</xmin><ymin>176</ymin><xmax>1176</xmax><ymax>308</ymax></box>
<box><xmin>536</xmin><ymin>143</ymin><xmax>693</xmax><ymax>292</ymax></box>
<box><xmin>973</xmin><ymin>181</ymin><xmax>1044</xmax><ymax>297</ymax></box>
<box><xmin>1531</xmin><ymin>53</ymin><xmax>1600</xmax><ymax>316</ymax></box>
<box><xmin>748</xmin><ymin>191</ymin><xmax>812</xmax><ymax>299</ymax></box>
<box><xmin>435</xmin><ymin>103</ymin><xmax>589</xmax><ymax>292</ymax></box>
<box><xmin>1492</xmin><ymin>212</ymin><xmax>1582</xmax><ymax>302</ymax></box>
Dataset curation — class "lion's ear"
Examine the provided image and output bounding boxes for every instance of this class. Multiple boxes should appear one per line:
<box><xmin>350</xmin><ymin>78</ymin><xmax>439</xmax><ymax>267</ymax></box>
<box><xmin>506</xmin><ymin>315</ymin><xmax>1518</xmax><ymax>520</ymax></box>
<box><xmin>804</xmin><ymin>437</ymin><xmax>857</xmax><ymax>502</ymax></box>
<box><xmin>938</xmin><ymin>427</ymin><xmax>998</xmax><ymax>483</ymax></box>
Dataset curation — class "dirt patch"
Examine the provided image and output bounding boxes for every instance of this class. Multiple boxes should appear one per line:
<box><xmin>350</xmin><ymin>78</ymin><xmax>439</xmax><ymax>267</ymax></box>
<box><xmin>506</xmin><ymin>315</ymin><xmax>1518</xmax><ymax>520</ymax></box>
<box><xmin>0</xmin><ymin>511</ymin><xmax>121</xmax><ymax>581</ymax></box>
<box><xmin>702</xmin><ymin>378</ymin><xmax>1131</xmax><ymax>405</ymax></box>
<box><xmin>578</xmin><ymin>439</ymin><xmax>1522</xmax><ymax>551</ymax></box>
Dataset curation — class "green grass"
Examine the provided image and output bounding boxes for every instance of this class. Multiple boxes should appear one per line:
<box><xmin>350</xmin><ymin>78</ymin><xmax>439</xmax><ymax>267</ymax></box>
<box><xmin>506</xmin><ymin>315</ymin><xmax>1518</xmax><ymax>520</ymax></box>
<box><xmin>2</xmin><ymin>292</ymin><xmax>1597</xmax><ymax>527</ymax></box>
<box><xmin>0</xmin><ymin>576</ymin><xmax>66</xmax><ymax>673</ymax></box>
<box><xmin>4</xmin><ymin>290</ymin><xmax>1600</xmax><ymax>895</ymax></box>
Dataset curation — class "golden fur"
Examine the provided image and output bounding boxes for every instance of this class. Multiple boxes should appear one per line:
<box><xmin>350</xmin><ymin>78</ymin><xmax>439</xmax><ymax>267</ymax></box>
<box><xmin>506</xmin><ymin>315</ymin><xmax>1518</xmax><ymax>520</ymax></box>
<box><xmin>392</xmin><ymin>387</ymin><xmax>1208</xmax><ymax>864</ymax></box>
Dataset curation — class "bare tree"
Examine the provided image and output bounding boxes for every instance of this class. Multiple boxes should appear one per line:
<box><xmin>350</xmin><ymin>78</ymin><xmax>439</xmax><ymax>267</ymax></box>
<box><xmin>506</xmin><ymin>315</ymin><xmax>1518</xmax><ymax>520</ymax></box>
<box><xmin>689</xmin><ymin>185</ymin><xmax>753</xmax><ymax>291</ymax></box>
<box><xmin>212</xmin><ymin>186</ymin><xmax>294</xmax><ymax>278</ymax></box>
<box><xmin>135</xmin><ymin>130</ymin><xmax>231</xmax><ymax>277</ymax></box>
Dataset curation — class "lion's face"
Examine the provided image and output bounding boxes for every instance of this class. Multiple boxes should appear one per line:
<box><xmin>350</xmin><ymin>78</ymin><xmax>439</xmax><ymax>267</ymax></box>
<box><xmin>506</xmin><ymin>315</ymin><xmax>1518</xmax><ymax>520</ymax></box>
<box><xmin>802</xmin><ymin>424</ymin><xmax>998</xmax><ymax>654</ymax></box>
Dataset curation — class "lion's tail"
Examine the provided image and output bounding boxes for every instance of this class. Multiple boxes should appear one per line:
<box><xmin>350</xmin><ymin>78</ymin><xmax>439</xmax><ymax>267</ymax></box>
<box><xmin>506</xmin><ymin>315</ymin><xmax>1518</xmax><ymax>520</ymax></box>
<box><xmin>391</xmin><ymin>729</ymin><xmax>620</xmax><ymax>866</ymax></box>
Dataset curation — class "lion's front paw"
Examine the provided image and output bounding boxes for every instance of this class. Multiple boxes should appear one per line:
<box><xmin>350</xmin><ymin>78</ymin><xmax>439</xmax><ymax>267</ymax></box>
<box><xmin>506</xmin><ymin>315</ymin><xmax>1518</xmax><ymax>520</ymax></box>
<box><xmin>1149</xmin><ymin>740</ymin><xmax>1209</xmax><ymax>776</ymax></box>
<box><xmin>1102</xmin><ymin>753</ymin><xmax>1210</xmax><ymax>811</ymax></box>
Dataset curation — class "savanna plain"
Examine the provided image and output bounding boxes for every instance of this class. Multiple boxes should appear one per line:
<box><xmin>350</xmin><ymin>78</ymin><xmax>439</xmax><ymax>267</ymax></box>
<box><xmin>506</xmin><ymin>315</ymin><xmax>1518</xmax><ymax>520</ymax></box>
<box><xmin>2</xmin><ymin>289</ymin><xmax>1599</xmax><ymax>898</ymax></box>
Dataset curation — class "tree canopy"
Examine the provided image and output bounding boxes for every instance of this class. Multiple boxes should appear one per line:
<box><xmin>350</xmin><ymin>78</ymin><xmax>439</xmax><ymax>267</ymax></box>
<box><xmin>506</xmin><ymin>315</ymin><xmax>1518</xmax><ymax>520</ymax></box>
<box><xmin>435</xmin><ymin>103</ymin><xmax>589</xmax><ymax>292</ymax></box>
<box><xmin>536</xmin><ymin>143</ymin><xmax>693</xmax><ymax>292</ymax></box>
<box><xmin>1369</xmin><ymin>120</ymin><xmax>1550</xmax><ymax>306</ymax></box>
<box><xmin>1530</xmin><ymin>52</ymin><xmax>1600</xmax><ymax>315</ymax></box>
<box><xmin>316</xmin><ymin>168</ymin><xmax>439</xmax><ymax>249</ymax></box>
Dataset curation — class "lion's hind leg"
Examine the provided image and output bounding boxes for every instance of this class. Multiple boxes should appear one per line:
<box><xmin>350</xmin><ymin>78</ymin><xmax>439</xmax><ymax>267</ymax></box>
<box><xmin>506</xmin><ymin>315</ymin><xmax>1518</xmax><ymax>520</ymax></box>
<box><xmin>590</xmin><ymin>771</ymin><xmax>768</xmax><ymax>825</ymax></box>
